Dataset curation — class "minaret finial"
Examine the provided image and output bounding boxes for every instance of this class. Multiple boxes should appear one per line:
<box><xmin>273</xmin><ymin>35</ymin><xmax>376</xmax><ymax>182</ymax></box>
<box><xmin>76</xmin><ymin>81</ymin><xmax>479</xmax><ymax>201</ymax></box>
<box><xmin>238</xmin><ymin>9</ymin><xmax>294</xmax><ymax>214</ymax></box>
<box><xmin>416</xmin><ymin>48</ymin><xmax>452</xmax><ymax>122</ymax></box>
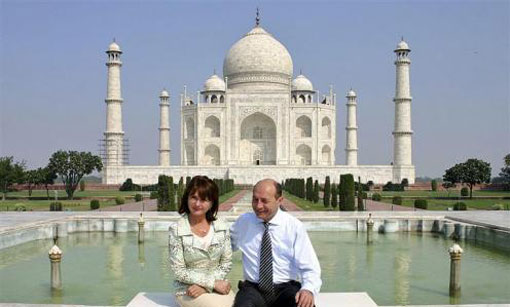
<box><xmin>113</xmin><ymin>37</ymin><xmax>116</xmax><ymax>43</ymax></box>
<box><xmin>401</xmin><ymin>36</ymin><xmax>404</xmax><ymax>41</ymax></box>
<box><xmin>256</xmin><ymin>7</ymin><xmax>260</xmax><ymax>26</ymax></box>
<box><xmin>213</xmin><ymin>68</ymin><xmax>216</xmax><ymax>75</ymax></box>
<box><xmin>300</xmin><ymin>68</ymin><xmax>302</xmax><ymax>75</ymax></box>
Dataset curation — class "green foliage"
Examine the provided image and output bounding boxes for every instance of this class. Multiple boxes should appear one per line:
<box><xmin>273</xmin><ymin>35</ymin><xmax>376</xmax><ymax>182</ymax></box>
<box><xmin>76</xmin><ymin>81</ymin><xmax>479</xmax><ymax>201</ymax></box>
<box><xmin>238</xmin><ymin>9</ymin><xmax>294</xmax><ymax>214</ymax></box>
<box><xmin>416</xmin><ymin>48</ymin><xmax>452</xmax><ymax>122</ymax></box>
<box><xmin>40</xmin><ymin>167</ymin><xmax>57</xmax><ymax>200</ymax></box>
<box><xmin>0</xmin><ymin>156</ymin><xmax>25</xmax><ymax>199</ymax></box>
<box><xmin>306</xmin><ymin>177</ymin><xmax>313</xmax><ymax>201</ymax></box>
<box><xmin>461</xmin><ymin>187</ymin><xmax>469</xmax><ymax>197</ymax></box>
<box><xmin>50</xmin><ymin>202</ymin><xmax>62</xmax><ymax>211</ymax></box>
<box><xmin>313</xmin><ymin>180</ymin><xmax>319</xmax><ymax>203</ymax></box>
<box><xmin>339</xmin><ymin>174</ymin><xmax>355</xmax><ymax>211</ymax></box>
<box><xmin>177</xmin><ymin>177</ymin><xmax>184</xmax><ymax>208</ymax></box>
<box><xmin>491</xmin><ymin>204</ymin><xmax>504</xmax><ymax>210</ymax></box>
<box><xmin>357</xmin><ymin>178</ymin><xmax>364</xmax><ymax>211</ymax></box>
<box><xmin>186</xmin><ymin>176</ymin><xmax>191</xmax><ymax>187</ymax></box>
<box><xmin>115</xmin><ymin>196</ymin><xmax>125</xmax><ymax>205</ymax></box>
<box><xmin>383</xmin><ymin>181</ymin><xmax>404</xmax><ymax>191</ymax></box>
<box><xmin>392</xmin><ymin>196</ymin><xmax>402</xmax><ymax>206</ymax></box>
<box><xmin>14</xmin><ymin>203</ymin><xmax>27</xmax><ymax>211</ymax></box>
<box><xmin>90</xmin><ymin>199</ymin><xmax>100</xmax><ymax>210</ymax></box>
<box><xmin>157</xmin><ymin>175</ymin><xmax>169</xmax><ymax>211</ymax></box>
<box><xmin>453</xmin><ymin>202</ymin><xmax>467</xmax><ymax>211</ymax></box>
<box><xmin>150</xmin><ymin>191</ymin><xmax>158</xmax><ymax>199</ymax></box>
<box><xmin>168</xmin><ymin>176</ymin><xmax>176</xmax><ymax>211</ymax></box>
<box><xmin>431</xmin><ymin>179</ymin><xmax>437</xmax><ymax>191</ymax></box>
<box><xmin>119</xmin><ymin>178</ymin><xmax>141</xmax><ymax>191</ymax></box>
<box><xmin>401</xmin><ymin>178</ymin><xmax>409</xmax><ymax>187</ymax></box>
<box><xmin>48</xmin><ymin>150</ymin><xmax>103</xmax><ymax>199</ymax></box>
<box><xmin>443</xmin><ymin>158</ymin><xmax>491</xmax><ymax>198</ymax></box>
<box><xmin>323</xmin><ymin>176</ymin><xmax>331</xmax><ymax>208</ymax></box>
<box><xmin>367</xmin><ymin>180</ymin><xmax>374</xmax><ymax>188</ymax></box>
<box><xmin>134</xmin><ymin>194</ymin><xmax>143</xmax><ymax>202</ymax></box>
<box><xmin>414</xmin><ymin>199</ymin><xmax>428</xmax><ymax>209</ymax></box>
<box><xmin>372</xmin><ymin>193</ymin><xmax>382</xmax><ymax>201</ymax></box>
<box><xmin>331</xmin><ymin>183</ymin><xmax>338</xmax><ymax>208</ymax></box>
<box><xmin>79</xmin><ymin>180</ymin><xmax>85</xmax><ymax>191</ymax></box>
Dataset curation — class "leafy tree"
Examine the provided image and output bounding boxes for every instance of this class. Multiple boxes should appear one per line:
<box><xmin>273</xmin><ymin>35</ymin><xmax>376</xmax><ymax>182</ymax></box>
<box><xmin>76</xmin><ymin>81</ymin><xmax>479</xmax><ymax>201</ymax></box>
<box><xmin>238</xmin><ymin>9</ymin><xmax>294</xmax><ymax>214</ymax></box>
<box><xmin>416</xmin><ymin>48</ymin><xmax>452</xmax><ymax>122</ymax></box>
<box><xmin>357</xmin><ymin>177</ymin><xmax>364</xmax><ymax>211</ymax></box>
<box><xmin>339</xmin><ymin>174</ymin><xmax>355</xmax><ymax>211</ymax></box>
<box><xmin>401</xmin><ymin>178</ymin><xmax>409</xmax><ymax>187</ymax></box>
<box><xmin>48</xmin><ymin>151</ymin><xmax>103</xmax><ymax>199</ymax></box>
<box><xmin>442</xmin><ymin>181</ymin><xmax>456</xmax><ymax>198</ymax></box>
<box><xmin>0</xmin><ymin>157</ymin><xmax>25</xmax><ymax>200</ymax></box>
<box><xmin>168</xmin><ymin>176</ymin><xmax>176</xmax><ymax>211</ymax></box>
<box><xmin>157</xmin><ymin>175</ymin><xmax>169</xmax><ymax>211</ymax></box>
<box><xmin>306</xmin><ymin>177</ymin><xmax>313</xmax><ymax>201</ymax></box>
<box><xmin>177</xmin><ymin>177</ymin><xmax>184</xmax><ymax>208</ymax></box>
<box><xmin>40</xmin><ymin>167</ymin><xmax>57</xmax><ymax>200</ymax></box>
<box><xmin>443</xmin><ymin>158</ymin><xmax>491</xmax><ymax>198</ymax></box>
<box><xmin>498</xmin><ymin>153</ymin><xmax>510</xmax><ymax>184</ymax></box>
<box><xmin>25</xmin><ymin>169</ymin><xmax>42</xmax><ymax>197</ymax></box>
<box><xmin>323</xmin><ymin>176</ymin><xmax>331</xmax><ymax>208</ymax></box>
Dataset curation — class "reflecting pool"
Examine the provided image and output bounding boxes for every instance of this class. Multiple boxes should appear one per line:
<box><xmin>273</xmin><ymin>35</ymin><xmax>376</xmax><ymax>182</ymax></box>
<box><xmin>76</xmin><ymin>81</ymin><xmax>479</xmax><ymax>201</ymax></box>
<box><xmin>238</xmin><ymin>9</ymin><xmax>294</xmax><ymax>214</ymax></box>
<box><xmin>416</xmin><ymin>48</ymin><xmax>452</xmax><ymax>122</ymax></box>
<box><xmin>0</xmin><ymin>231</ymin><xmax>509</xmax><ymax>306</ymax></box>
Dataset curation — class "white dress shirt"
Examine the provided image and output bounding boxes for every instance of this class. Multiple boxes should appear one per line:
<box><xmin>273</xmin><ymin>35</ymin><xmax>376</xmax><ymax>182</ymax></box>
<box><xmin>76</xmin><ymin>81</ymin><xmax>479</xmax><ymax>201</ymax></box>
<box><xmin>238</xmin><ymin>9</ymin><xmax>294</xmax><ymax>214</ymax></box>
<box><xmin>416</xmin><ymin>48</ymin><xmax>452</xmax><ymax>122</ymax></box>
<box><xmin>231</xmin><ymin>209</ymin><xmax>322</xmax><ymax>297</ymax></box>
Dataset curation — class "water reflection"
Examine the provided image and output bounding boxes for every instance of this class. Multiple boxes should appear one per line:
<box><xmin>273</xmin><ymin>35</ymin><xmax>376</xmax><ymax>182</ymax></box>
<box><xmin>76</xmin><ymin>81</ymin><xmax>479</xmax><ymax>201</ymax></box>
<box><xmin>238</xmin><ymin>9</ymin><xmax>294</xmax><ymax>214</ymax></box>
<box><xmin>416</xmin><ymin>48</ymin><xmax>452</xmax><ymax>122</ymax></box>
<box><xmin>106</xmin><ymin>235</ymin><xmax>125</xmax><ymax>306</ymax></box>
<box><xmin>138</xmin><ymin>243</ymin><xmax>145</xmax><ymax>269</ymax></box>
<box><xmin>393</xmin><ymin>251</ymin><xmax>411</xmax><ymax>305</ymax></box>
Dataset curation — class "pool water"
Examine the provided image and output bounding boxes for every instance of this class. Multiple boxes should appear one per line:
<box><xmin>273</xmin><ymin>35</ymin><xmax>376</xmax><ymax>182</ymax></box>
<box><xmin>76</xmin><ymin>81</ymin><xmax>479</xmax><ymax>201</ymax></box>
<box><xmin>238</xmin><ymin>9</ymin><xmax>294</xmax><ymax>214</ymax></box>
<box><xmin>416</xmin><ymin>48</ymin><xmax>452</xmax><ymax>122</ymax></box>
<box><xmin>0</xmin><ymin>231</ymin><xmax>509</xmax><ymax>306</ymax></box>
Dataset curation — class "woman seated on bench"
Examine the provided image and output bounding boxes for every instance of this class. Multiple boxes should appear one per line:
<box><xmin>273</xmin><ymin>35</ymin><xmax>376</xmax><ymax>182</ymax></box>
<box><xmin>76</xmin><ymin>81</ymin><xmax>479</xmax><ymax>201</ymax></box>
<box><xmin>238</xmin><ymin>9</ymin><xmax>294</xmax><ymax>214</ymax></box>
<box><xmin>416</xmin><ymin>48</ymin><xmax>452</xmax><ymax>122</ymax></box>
<box><xmin>168</xmin><ymin>175</ymin><xmax>235</xmax><ymax>307</ymax></box>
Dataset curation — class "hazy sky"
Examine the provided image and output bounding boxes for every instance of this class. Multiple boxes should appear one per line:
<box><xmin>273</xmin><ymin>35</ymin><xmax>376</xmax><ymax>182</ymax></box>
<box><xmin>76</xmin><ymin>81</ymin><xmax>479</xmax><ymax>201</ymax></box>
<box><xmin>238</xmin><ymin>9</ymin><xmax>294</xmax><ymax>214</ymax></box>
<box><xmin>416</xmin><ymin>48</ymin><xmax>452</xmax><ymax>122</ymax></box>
<box><xmin>1</xmin><ymin>0</ymin><xmax>508</xmax><ymax>178</ymax></box>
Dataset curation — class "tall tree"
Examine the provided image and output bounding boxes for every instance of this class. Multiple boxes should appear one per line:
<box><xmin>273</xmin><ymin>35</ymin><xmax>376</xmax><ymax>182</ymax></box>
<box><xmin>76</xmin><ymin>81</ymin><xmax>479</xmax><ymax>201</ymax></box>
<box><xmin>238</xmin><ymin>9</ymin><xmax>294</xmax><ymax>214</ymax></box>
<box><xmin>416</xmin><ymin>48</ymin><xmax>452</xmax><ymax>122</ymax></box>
<box><xmin>323</xmin><ymin>176</ymin><xmax>331</xmax><ymax>208</ymax></box>
<box><xmin>40</xmin><ymin>167</ymin><xmax>57</xmax><ymax>200</ymax></box>
<box><xmin>331</xmin><ymin>183</ymin><xmax>338</xmax><ymax>209</ymax></box>
<box><xmin>0</xmin><ymin>157</ymin><xmax>25</xmax><ymax>200</ymax></box>
<box><xmin>443</xmin><ymin>158</ymin><xmax>491</xmax><ymax>198</ymax></box>
<box><xmin>499</xmin><ymin>153</ymin><xmax>510</xmax><ymax>184</ymax></box>
<box><xmin>48</xmin><ymin>151</ymin><xmax>103</xmax><ymax>199</ymax></box>
<box><xmin>313</xmin><ymin>180</ymin><xmax>319</xmax><ymax>203</ymax></box>
<box><xmin>25</xmin><ymin>169</ymin><xmax>42</xmax><ymax>197</ymax></box>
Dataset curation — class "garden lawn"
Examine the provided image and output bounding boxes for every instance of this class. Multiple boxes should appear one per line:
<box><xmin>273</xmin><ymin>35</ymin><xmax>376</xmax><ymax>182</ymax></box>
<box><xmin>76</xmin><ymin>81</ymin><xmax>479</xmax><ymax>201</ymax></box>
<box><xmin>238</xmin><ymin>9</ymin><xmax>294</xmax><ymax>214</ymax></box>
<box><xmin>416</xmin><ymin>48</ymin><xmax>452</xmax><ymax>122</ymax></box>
<box><xmin>0</xmin><ymin>199</ymin><xmax>120</xmax><ymax>211</ymax></box>
<box><xmin>379</xmin><ymin>190</ymin><xmax>510</xmax><ymax>198</ymax></box>
<box><xmin>380</xmin><ymin>198</ymin><xmax>510</xmax><ymax>210</ymax></box>
<box><xmin>6</xmin><ymin>190</ymin><xmax>140</xmax><ymax>199</ymax></box>
<box><xmin>284</xmin><ymin>193</ymin><xmax>332</xmax><ymax>211</ymax></box>
<box><xmin>219</xmin><ymin>189</ymin><xmax>242</xmax><ymax>204</ymax></box>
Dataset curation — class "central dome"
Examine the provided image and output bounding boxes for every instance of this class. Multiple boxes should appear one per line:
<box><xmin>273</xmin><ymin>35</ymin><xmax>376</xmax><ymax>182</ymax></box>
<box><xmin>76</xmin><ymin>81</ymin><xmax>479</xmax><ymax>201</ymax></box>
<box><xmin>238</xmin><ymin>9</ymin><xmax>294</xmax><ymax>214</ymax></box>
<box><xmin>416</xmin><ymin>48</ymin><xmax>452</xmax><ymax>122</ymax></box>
<box><xmin>223</xmin><ymin>26</ymin><xmax>293</xmax><ymax>88</ymax></box>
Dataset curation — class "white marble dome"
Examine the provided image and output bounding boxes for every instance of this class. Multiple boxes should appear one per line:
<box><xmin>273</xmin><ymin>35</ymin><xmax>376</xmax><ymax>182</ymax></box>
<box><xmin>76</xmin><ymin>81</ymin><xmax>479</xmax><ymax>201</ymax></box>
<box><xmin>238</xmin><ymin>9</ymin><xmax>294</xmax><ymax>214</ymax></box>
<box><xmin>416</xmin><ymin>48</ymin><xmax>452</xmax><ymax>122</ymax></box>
<box><xmin>292</xmin><ymin>75</ymin><xmax>313</xmax><ymax>92</ymax></box>
<box><xmin>346</xmin><ymin>89</ymin><xmax>357</xmax><ymax>97</ymax></box>
<box><xmin>203</xmin><ymin>74</ymin><xmax>226</xmax><ymax>91</ymax></box>
<box><xmin>108</xmin><ymin>41</ymin><xmax>121</xmax><ymax>52</ymax></box>
<box><xmin>223</xmin><ymin>26</ymin><xmax>293</xmax><ymax>87</ymax></box>
<box><xmin>396</xmin><ymin>40</ymin><xmax>410</xmax><ymax>50</ymax></box>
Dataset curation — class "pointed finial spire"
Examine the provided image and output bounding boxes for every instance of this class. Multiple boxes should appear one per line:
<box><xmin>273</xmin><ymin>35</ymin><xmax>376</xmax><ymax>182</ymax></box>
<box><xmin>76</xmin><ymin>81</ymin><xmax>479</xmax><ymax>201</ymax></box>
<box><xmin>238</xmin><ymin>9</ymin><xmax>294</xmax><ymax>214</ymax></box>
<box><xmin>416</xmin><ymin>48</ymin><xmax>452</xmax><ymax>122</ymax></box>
<box><xmin>401</xmin><ymin>36</ymin><xmax>404</xmax><ymax>41</ymax></box>
<box><xmin>213</xmin><ymin>68</ymin><xmax>216</xmax><ymax>75</ymax></box>
<box><xmin>113</xmin><ymin>37</ymin><xmax>116</xmax><ymax>43</ymax></box>
<box><xmin>256</xmin><ymin>7</ymin><xmax>260</xmax><ymax>26</ymax></box>
<box><xmin>300</xmin><ymin>68</ymin><xmax>302</xmax><ymax>75</ymax></box>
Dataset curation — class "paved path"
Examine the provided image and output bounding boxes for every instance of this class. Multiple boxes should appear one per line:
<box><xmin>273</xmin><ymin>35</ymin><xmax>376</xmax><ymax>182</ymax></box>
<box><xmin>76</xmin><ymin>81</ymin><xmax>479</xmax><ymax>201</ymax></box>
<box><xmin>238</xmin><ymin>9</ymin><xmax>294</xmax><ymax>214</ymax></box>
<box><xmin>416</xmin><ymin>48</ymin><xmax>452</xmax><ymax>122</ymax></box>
<box><xmin>219</xmin><ymin>189</ymin><xmax>250</xmax><ymax>211</ymax></box>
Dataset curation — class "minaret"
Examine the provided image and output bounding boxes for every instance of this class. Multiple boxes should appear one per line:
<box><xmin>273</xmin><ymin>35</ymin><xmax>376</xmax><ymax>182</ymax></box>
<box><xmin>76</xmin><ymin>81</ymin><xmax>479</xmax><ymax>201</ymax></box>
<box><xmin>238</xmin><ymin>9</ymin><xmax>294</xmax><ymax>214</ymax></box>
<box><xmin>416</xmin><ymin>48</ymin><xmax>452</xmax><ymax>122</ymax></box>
<box><xmin>345</xmin><ymin>89</ymin><xmax>358</xmax><ymax>166</ymax></box>
<box><xmin>158</xmin><ymin>89</ymin><xmax>170</xmax><ymax>166</ymax></box>
<box><xmin>104</xmin><ymin>40</ymin><xmax>124</xmax><ymax>166</ymax></box>
<box><xmin>393</xmin><ymin>39</ymin><xmax>413</xmax><ymax>166</ymax></box>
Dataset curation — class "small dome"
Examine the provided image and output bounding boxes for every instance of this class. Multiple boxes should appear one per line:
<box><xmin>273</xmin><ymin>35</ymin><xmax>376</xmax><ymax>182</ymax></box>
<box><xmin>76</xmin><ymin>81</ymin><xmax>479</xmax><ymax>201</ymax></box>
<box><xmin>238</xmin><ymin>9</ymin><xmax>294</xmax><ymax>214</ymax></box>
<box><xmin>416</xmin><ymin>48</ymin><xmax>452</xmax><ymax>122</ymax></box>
<box><xmin>108</xmin><ymin>41</ymin><xmax>121</xmax><ymax>52</ymax></box>
<box><xmin>203</xmin><ymin>74</ymin><xmax>225</xmax><ymax>92</ymax></box>
<box><xmin>346</xmin><ymin>89</ymin><xmax>357</xmax><ymax>97</ymax></box>
<box><xmin>292</xmin><ymin>75</ymin><xmax>313</xmax><ymax>92</ymax></box>
<box><xmin>395</xmin><ymin>40</ymin><xmax>410</xmax><ymax>51</ymax></box>
<box><xmin>160</xmin><ymin>89</ymin><xmax>169</xmax><ymax>98</ymax></box>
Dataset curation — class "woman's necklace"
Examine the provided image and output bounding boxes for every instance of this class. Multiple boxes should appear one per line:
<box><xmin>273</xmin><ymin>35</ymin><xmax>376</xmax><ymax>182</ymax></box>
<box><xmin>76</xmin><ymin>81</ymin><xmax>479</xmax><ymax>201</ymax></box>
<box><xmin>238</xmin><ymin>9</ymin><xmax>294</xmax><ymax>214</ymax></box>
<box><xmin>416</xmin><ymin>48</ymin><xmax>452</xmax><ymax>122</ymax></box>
<box><xmin>191</xmin><ymin>221</ymin><xmax>210</xmax><ymax>236</ymax></box>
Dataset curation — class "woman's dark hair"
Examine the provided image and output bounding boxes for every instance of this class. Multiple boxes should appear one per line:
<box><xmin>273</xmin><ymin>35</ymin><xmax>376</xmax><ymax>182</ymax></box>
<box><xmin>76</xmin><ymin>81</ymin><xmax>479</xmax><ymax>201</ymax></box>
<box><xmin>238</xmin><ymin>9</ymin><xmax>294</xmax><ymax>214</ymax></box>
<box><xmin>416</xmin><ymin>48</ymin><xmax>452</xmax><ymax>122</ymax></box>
<box><xmin>179</xmin><ymin>175</ymin><xmax>219</xmax><ymax>222</ymax></box>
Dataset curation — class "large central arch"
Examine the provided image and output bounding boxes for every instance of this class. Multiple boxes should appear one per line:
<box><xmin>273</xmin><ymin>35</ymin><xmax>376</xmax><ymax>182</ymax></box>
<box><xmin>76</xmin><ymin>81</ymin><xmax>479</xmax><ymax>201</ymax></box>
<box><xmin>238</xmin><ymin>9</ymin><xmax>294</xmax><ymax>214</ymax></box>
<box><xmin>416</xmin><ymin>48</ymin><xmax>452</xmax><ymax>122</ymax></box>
<box><xmin>240</xmin><ymin>112</ymin><xmax>277</xmax><ymax>165</ymax></box>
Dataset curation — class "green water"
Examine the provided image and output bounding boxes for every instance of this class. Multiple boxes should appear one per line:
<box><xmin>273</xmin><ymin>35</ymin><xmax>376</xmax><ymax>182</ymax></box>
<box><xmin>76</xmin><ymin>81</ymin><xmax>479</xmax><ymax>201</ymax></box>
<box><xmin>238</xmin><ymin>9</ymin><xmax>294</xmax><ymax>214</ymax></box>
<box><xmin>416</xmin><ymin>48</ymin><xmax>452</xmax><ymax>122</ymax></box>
<box><xmin>0</xmin><ymin>231</ymin><xmax>509</xmax><ymax>306</ymax></box>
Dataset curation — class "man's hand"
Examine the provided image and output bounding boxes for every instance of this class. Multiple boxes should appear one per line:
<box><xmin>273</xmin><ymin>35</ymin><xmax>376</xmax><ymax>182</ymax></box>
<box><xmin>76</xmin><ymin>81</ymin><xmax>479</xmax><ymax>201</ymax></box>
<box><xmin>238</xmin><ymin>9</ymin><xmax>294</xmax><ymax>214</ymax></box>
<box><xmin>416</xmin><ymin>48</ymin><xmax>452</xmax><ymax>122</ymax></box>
<box><xmin>295</xmin><ymin>289</ymin><xmax>314</xmax><ymax>307</ymax></box>
<box><xmin>213</xmin><ymin>280</ymin><xmax>231</xmax><ymax>294</ymax></box>
<box><xmin>186</xmin><ymin>284</ymin><xmax>207</xmax><ymax>298</ymax></box>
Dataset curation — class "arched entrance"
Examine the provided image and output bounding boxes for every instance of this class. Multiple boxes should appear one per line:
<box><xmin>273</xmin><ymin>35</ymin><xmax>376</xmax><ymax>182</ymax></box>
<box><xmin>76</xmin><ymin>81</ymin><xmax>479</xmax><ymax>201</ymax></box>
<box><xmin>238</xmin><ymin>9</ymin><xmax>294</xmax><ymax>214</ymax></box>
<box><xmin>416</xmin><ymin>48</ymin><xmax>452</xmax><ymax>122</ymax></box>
<box><xmin>240</xmin><ymin>112</ymin><xmax>276</xmax><ymax>165</ymax></box>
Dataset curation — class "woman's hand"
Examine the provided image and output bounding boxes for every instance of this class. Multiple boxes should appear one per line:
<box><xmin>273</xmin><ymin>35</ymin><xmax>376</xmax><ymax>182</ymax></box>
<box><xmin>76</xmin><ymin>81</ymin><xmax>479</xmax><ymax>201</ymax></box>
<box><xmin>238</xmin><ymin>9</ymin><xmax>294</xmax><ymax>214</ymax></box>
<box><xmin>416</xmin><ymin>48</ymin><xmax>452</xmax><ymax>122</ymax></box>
<box><xmin>213</xmin><ymin>280</ymin><xmax>231</xmax><ymax>294</ymax></box>
<box><xmin>186</xmin><ymin>284</ymin><xmax>207</xmax><ymax>298</ymax></box>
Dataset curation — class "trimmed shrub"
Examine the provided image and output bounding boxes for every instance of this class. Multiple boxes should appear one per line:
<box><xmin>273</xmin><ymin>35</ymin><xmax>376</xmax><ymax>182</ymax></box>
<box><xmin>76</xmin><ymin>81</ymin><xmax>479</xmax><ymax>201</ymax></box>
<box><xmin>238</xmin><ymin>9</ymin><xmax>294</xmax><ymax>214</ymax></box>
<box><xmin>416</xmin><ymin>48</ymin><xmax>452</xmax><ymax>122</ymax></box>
<box><xmin>79</xmin><ymin>181</ymin><xmax>86</xmax><ymax>192</ymax></box>
<box><xmin>313</xmin><ymin>180</ymin><xmax>319</xmax><ymax>203</ymax></box>
<box><xmin>453</xmin><ymin>202</ymin><xmax>467</xmax><ymax>211</ymax></box>
<box><xmin>168</xmin><ymin>176</ymin><xmax>176</xmax><ymax>211</ymax></box>
<box><xmin>401</xmin><ymin>178</ymin><xmax>409</xmax><ymax>187</ymax></box>
<box><xmin>392</xmin><ymin>196</ymin><xmax>402</xmax><ymax>206</ymax></box>
<box><xmin>134</xmin><ymin>194</ymin><xmax>143</xmax><ymax>202</ymax></box>
<box><xmin>50</xmin><ymin>202</ymin><xmax>63</xmax><ymax>211</ymax></box>
<box><xmin>119</xmin><ymin>178</ymin><xmax>140</xmax><ymax>191</ymax></box>
<box><xmin>90</xmin><ymin>199</ymin><xmax>100</xmax><ymax>210</ymax></box>
<box><xmin>414</xmin><ymin>199</ymin><xmax>428</xmax><ymax>209</ymax></box>
<box><xmin>14</xmin><ymin>203</ymin><xmax>27</xmax><ymax>211</ymax></box>
<box><xmin>150</xmin><ymin>191</ymin><xmax>158</xmax><ymax>199</ymax></box>
<box><xmin>323</xmin><ymin>176</ymin><xmax>331</xmax><ymax>208</ymax></box>
<box><xmin>362</xmin><ymin>192</ymin><xmax>368</xmax><ymax>199</ymax></box>
<box><xmin>372</xmin><ymin>193</ymin><xmax>382</xmax><ymax>201</ymax></box>
<box><xmin>115</xmin><ymin>196</ymin><xmax>125</xmax><ymax>205</ymax></box>
<box><xmin>460</xmin><ymin>187</ymin><xmax>469</xmax><ymax>197</ymax></box>
<box><xmin>339</xmin><ymin>174</ymin><xmax>355</xmax><ymax>211</ymax></box>
<box><xmin>431</xmin><ymin>179</ymin><xmax>438</xmax><ymax>191</ymax></box>
<box><xmin>383</xmin><ymin>181</ymin><xmax>404</xmax><ymax>192</ymax></box>
<box><xmin>306</xmin><ymin>177</ymin><xmax>313</xmax><ymax>201</ymax></box>
<box><xmin>331</xmin><ymin>184</ymin><xmax>338</xmax><ymax>208</ymax></box>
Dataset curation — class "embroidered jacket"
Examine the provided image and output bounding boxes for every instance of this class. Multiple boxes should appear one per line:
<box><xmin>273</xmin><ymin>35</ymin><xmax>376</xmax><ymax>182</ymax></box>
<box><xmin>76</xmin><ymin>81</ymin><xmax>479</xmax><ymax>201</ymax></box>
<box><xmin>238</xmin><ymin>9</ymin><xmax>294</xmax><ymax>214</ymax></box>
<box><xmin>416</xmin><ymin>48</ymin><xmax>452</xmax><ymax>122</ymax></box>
<box><xmin>168</xmin><ymin>215</ymin><xmax>232</xmax><ymax>296</ymax></box>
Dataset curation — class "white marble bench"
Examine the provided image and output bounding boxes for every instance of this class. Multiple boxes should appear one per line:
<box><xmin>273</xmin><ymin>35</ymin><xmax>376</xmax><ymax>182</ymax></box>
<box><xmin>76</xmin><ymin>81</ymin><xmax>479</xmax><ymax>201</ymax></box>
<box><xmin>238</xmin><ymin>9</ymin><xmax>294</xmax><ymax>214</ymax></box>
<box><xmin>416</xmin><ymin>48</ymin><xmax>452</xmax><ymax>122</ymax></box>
<box><xmin>126</xmin><ymin>292</ymin><xmax>378</xmax><ymax>307</ymax></box>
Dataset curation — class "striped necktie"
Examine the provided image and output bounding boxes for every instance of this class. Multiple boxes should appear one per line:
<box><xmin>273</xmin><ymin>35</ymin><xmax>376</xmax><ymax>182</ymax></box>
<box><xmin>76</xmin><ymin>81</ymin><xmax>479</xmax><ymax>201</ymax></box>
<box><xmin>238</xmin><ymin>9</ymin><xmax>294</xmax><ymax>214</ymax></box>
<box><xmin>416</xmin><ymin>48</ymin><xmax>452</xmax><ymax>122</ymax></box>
<box><xmin>259</xmin><ymin>222</ymin><xmax>275</xmax><ymax>302</ymax></box>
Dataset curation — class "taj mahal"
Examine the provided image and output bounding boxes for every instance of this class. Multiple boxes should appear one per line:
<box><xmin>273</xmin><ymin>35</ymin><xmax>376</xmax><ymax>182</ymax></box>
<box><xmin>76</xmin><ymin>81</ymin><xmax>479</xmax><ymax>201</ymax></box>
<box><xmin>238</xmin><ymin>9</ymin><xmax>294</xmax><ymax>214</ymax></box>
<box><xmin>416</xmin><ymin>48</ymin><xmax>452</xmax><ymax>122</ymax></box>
<box><xmin>101</xmin><ymin>15</ymin><xmax>415</xmax><ymax>185</ymax></box>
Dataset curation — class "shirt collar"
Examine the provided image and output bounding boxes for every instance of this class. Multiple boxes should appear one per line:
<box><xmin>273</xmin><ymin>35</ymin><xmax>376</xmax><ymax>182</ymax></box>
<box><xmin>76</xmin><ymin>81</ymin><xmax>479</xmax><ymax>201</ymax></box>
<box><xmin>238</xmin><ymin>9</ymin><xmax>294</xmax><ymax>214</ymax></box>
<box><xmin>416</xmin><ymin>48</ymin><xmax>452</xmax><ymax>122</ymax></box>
<box><xmin>258</xmin><ymin>208</ymin><xmax>284</xmax><ymax>226</ymax></box>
